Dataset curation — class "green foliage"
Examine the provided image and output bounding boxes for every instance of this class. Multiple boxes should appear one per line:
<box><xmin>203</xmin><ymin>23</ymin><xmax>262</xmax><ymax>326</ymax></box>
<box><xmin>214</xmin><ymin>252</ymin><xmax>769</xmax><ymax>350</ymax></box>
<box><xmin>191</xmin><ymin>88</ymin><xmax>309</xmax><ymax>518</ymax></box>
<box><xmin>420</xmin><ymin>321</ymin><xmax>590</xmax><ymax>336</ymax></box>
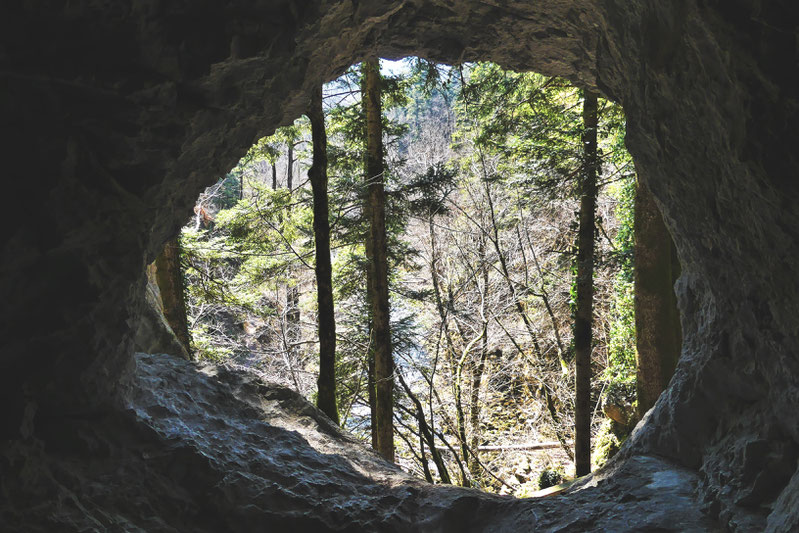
<box><xmin>537</xmin><ymin>467</ymin><xmax>565</xmax><ymax>490</ymax></box>
<box><xmin>190</xmin><ymin>323</ymin><xmax>235</xmax><ymax>362</ymax></box>
<box><xmin>606</xmin><ymin>278</ymin><xmax>636</xmax><ymax>387</ymax></box>
<box><xmin>181</xmin><ymin>117</ymin><xmax>316</xmax><ymax>363</ymax></box>
<box><xmin>592</xmin><ymin>418</ymin><xmax>623</xmax><ymax>468</ymax></box>
<box><xmin>215</xmin><ymin>174</ymin><xmax>243</xmax><ymax>209</ymax></box>
<box><xmin>603</xmin><ymin>172</ymin><xmax>637</xmax><ymax>400</ymax></box>
<box><xmin>396</xmin><ymin>162</ymin><xmax>457</xmax><ymax>217</ymax></box>
<box><xmin>456</xmin><ymin>63</ymin><xmax>584</xmax><ymax>198</ymax></box>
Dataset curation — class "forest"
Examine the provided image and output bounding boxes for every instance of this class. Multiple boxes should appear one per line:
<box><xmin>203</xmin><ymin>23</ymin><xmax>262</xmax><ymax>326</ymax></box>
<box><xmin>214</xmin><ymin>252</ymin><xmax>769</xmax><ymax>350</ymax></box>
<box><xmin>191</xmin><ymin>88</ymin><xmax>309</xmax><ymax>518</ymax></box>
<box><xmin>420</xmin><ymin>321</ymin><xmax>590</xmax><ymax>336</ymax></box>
<box><xmin>151</xmin><ymin>58</ymin><xmax>681</xmax><ymax>496</ymax></box>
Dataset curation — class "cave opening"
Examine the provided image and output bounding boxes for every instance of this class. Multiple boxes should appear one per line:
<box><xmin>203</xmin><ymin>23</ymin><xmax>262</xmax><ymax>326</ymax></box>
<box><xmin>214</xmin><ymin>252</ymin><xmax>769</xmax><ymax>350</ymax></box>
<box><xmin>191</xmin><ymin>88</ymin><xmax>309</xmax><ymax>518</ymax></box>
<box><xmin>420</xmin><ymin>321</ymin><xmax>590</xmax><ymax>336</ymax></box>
<box><xmin>144</xmin><ymin>56</ymin><xmax>684</xmax><ymax>497</ymax></box>
<box><xmin>2</xmin><ymin>2</ymin><xmax>798</xmax><ymax>531</ymax></box>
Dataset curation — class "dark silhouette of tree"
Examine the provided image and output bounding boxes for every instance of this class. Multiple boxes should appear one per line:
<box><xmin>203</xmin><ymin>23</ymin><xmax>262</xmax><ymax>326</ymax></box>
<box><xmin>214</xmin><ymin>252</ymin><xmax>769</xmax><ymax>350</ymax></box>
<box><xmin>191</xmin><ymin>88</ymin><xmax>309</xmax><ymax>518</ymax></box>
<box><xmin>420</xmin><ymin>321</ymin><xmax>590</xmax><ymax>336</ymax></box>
<box><xmin>308</xmin><ymin>84</ymin><xmax>339</xmax><ymax>424</ymax></box>
<box><xmin>363</xmin><ymin>57</ymin><xmax>394</xmax><ymax>462</ymax></box>
<box><xmin>574</xmin><ymin>91</ymin><xmax>598</xmax><ymax>477</ymax></box>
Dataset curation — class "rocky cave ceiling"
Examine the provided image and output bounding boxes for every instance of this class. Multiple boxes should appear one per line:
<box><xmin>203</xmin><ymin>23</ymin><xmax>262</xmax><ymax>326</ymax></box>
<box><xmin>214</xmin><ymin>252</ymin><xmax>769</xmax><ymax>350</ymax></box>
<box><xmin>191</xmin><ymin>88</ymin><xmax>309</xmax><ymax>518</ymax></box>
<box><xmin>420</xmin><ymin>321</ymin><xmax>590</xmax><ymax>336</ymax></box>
<box><xmin>1</xmin><ymin>1</ymin><xmax>798</xmax><ymax>531</ymax></box>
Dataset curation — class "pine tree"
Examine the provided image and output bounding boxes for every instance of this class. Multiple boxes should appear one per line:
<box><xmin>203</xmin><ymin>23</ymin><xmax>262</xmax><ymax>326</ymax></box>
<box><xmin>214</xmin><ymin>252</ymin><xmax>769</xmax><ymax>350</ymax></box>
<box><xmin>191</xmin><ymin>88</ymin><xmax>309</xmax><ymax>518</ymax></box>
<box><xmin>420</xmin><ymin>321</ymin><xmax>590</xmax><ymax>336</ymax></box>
<box><xmin>574</xmin><ymin>91</ymin><xmax>598</xmax><ymax>477</ymax></box>
<box><xmin>308</xmin><ymin>84</ymin><xmax>339</xmax><ymax>424</ymax></box>
<box><xmin>362</xmin><ymin>57</ymin><xmax>395</xmax><ymax>462</ymax></box>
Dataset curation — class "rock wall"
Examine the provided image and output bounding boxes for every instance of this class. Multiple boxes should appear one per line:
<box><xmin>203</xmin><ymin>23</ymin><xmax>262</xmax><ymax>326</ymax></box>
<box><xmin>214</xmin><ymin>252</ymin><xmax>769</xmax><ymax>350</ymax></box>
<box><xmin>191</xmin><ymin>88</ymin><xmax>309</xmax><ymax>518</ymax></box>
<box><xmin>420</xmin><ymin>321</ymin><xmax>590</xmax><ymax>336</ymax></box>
<box><xmin>133</xmin><ymin>264</ymin><xmax>191</xmax><ymax>360</ymax></box>
<box><xmin>1</xmin><ymin>1</ymin><xmax>797</xmax><ymax>530</ymax></box>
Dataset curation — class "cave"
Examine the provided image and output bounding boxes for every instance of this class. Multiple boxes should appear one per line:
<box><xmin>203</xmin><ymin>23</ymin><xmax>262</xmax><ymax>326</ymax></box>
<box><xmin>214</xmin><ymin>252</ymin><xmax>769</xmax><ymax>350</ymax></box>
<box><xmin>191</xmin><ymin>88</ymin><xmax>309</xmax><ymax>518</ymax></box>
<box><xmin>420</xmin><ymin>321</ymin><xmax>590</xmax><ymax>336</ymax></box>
<box><xmin>1</xmin><ymin>1</ymin><xmax>798</xmax><ymax>531</ymax></box>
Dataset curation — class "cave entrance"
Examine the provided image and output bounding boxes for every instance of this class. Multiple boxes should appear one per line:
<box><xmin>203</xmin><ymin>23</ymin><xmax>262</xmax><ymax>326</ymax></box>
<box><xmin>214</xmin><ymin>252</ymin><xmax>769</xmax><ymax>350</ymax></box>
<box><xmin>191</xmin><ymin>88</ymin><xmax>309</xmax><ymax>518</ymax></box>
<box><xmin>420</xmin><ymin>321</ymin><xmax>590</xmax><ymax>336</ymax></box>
<box><xmin>148</xmin><ymin>57</ymin><xmax>683</xmax><ymax>494</ymax></box>
<box><xmin>5</xmin><ymin>1</ymin><xmax>795</xmax><ymax>530</ymax></box>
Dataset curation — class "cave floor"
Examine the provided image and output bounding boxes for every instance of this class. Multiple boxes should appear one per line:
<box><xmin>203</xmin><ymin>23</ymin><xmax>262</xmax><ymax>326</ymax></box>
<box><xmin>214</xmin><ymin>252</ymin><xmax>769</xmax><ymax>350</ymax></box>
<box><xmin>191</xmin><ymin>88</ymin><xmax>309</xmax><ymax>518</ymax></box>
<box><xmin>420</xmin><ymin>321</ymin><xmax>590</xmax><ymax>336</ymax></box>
<box><xmin>1</xmin><ymin>353</ymin><xmax>720</xmax><ymax>532</ymax></box>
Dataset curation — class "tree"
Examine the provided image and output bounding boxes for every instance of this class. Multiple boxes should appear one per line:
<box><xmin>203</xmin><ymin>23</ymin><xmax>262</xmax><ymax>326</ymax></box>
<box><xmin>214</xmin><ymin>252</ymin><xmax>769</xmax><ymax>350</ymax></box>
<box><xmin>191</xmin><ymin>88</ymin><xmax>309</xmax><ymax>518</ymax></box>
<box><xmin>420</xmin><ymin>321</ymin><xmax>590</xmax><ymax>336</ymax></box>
<box><xmin>181</xmin><ymin>123</ymin><xmax>316</xmax><ymax>378</ymax></box>
<box><xmin>455</xmin><ymin>64</ymin><xmax>588</xmax><ymax>466</ymax></box>
<box><xmin>574</xmin><ymin>91</ymin><xmax>598</xmax><ymax>477</ymax></box>
<box><xmin>634</xmin><ymin>178</ymin><xmax>681</xmax><ymax>417</ymax></box>
<box><xmin>322</xmin><ymin>62</ymin><xmax>411</xmax><ymax>447</ymax></box>
<box><xmin>284</xmin><ymin>128</ymin><xmax>302</xmax><ymax>347</ymax></box>
<box><xmin>363</xmin><ymin>57</ymin><xmax>395</xmax><ymax>462</ymax></box>
<box><xmin>308</xmin><ymin>84</ymin><xmax>340</xmax><ymax>424</ymax></box>
<box><xmin>155</xmin><ymin>236</ymin><xmax>193</xmax><ymax>359</ymax></box>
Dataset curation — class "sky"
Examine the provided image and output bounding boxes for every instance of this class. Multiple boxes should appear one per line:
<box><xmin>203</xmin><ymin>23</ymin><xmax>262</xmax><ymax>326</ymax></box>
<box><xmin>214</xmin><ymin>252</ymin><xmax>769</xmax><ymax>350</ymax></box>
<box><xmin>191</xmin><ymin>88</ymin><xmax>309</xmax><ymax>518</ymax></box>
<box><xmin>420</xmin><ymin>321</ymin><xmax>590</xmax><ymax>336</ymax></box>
<box><xmin>381</xmin><ymin>57</ymin><xmax>413</xmax><ymax>77</ymax></box>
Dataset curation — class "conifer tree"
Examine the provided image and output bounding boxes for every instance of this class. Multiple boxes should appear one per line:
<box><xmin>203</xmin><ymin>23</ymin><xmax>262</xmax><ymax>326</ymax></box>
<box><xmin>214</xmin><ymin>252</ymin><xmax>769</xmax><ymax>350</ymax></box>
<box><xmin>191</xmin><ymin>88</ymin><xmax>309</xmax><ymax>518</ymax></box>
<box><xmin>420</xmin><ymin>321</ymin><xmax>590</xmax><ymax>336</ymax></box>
<box><xmin>308</xmin><ymin>84</ymin><xmax>339</xmax><ymax>424</ymax></box>
<box><xmin>574</xmin><ymin>91</ymin><xmax>598</xmax><ymax>477</ymax></box>
<box><xmin>363</xmin><ymin>57</ymin><xmax>395</xmax><ymax>462</ymax></box>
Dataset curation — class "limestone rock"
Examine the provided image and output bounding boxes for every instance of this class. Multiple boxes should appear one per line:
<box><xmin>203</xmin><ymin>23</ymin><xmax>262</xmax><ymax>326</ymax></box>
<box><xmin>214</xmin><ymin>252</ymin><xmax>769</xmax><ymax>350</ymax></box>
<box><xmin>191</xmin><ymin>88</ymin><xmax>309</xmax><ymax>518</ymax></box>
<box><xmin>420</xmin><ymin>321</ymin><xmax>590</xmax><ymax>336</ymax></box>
<box><xmin>0</xmin><ymin>353</ymin><xmax>720</xmax><ymax>531</ymax></box>
<box><xmin>133</xmin><ymin>264</ymin><xmax>191</xmax><ymax>360</ymax></box>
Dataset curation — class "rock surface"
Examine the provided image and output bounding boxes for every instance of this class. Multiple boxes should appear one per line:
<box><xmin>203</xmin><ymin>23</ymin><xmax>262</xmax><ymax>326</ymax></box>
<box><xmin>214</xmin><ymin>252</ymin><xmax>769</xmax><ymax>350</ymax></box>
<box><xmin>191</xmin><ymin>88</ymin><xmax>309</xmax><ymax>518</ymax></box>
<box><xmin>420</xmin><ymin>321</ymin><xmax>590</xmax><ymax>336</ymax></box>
<box><xmin>1</xmin><ymin>1</ymin><xmax>798</xmax><ymax>531</ymax></box>
<box><xmin>134</xmin><ymin>264</ymin><xmax>191</xmax><ymax>360</ymax></box>
<box><xmin>1</xmin><ymin>352</ymin><xmax>719</xmax><ymax>532</ymax></box>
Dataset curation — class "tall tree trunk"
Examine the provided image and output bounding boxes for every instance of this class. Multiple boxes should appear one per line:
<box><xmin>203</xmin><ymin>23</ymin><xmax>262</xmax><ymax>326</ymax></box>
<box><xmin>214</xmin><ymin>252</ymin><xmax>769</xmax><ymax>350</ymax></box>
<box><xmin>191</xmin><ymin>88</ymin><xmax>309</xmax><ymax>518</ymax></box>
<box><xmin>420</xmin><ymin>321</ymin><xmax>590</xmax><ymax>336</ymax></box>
<box><xmin>271</xmin><ymin>162</ymin><xmax>277</xmax><ymax>191</ymax></box>
<box><xmin>367</xmin><ymin>333</ymin><xmax>378</xmax><ymax>449</ymax></box>
<box><xmin>287</xmin><ymin>142</ymin><xmax>294</xmax><ymax>191</ymax></box>
<box><xmin>155</xmin><ymin>236</ymin><xmax>192</xmax><ymax>359</ymax></box>
<box><xmin>308</xmin><ymin>84</ymin><xmax>339</xmax><ymax>424</ymax></box>
<box><xmin>362</xmin><ymin>57</ymin><xmax>394</xmax><ymax>462</ymax></box>
<box><xmin>468</xmin><ymin>235</ymin><xmax>490</xmax><ymax>482</ymax></box>
<box><xmin>634</xmin><ymin>178</ymin><xmax>682</xmax><ymax>417</ymax></box>
<box><xmin>287</xmin><ymin>290</ymin><xmax>300</xmax><ymax>331</ymax></box>
<box><xmin>574</xmin><ymin>91</ymin><xmax>598</xmax><ymax>477</ymax></box>
<box><xmin>285</xmin><ymin>142</ymin><xmax>301</xmax><ymax>349</ymax></box>
<box><xmin>453</xmin><ymin>350</ymin><xmax>471</xmax><ymax>486</ymax></box>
